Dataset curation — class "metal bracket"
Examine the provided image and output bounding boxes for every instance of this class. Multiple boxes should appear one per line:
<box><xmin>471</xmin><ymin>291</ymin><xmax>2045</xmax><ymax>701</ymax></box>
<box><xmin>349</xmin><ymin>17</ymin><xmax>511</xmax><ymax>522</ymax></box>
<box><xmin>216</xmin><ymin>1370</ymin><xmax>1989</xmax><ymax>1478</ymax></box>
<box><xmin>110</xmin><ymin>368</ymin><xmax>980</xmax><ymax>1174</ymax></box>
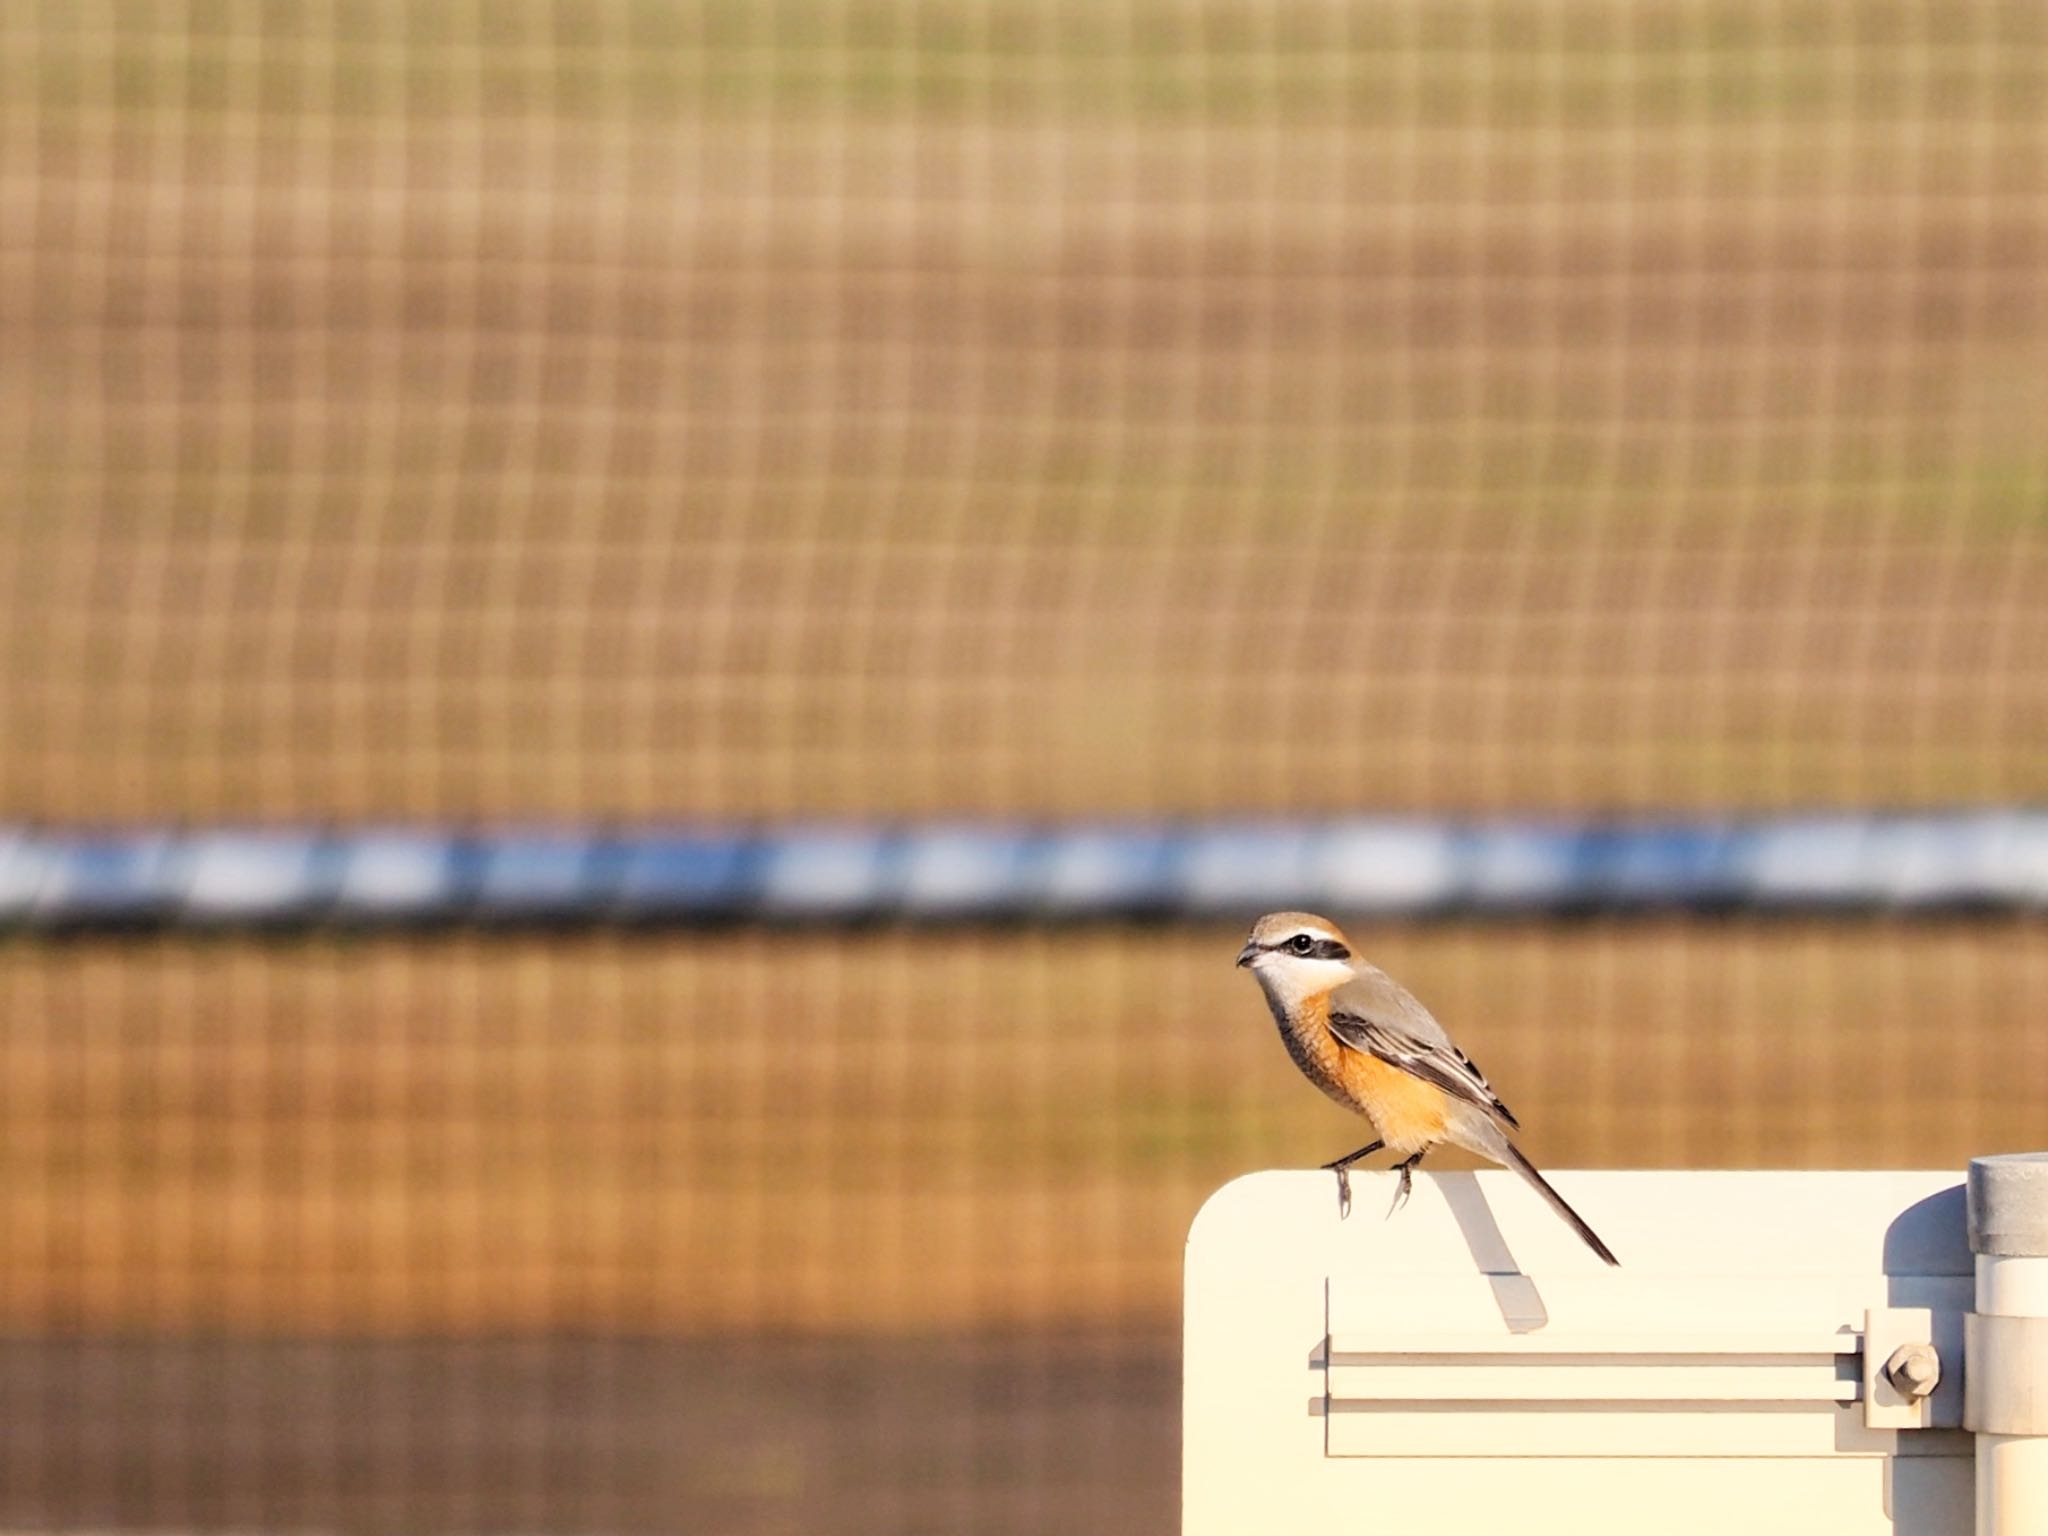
<box><xmin>1325</xmin><ymin>1309</ymin><xmax>1967</xmax><ymax>1440</ymax></box>
<box><xmin>1965</xmin><ymin>1313</ymin><xmax>2048</xmax><ymax>1435</ymax></box>
<box><xmin>1862</xmin><ymin>1307</ymin><xmax>1962</xmax><ymax>1430</ymax></box>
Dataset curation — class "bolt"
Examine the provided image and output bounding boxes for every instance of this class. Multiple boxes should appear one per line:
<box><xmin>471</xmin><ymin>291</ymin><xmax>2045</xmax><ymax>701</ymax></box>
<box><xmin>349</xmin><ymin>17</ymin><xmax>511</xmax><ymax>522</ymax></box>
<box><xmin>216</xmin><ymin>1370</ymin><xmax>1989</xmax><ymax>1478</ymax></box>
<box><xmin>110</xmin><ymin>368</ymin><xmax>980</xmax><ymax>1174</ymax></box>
<box><xmin>1884</xmin><ymin>1343</ymin><xmax>1940</xmax><ymax>1399</ymax></box>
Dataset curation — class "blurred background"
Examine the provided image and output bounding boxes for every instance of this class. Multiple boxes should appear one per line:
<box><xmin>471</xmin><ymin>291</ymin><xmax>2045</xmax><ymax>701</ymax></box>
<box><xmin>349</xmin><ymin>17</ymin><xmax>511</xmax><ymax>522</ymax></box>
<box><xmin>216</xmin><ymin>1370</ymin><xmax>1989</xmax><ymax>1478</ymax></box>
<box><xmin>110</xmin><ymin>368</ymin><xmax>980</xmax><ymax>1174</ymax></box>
<box><xmin>1</xmin><ymin>2</ymin><xmax>2045</xmax><ymax>1531</ymax></box>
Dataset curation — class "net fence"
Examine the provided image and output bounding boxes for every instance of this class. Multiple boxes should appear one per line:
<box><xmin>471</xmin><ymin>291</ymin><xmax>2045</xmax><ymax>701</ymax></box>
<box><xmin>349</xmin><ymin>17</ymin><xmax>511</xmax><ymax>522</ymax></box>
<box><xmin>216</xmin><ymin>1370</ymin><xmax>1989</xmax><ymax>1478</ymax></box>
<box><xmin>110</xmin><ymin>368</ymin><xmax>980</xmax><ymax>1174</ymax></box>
<box><xmin>1</xmin><ymin>2</ymin><xmax>2046</xmax><ymax>1532</ymax></box>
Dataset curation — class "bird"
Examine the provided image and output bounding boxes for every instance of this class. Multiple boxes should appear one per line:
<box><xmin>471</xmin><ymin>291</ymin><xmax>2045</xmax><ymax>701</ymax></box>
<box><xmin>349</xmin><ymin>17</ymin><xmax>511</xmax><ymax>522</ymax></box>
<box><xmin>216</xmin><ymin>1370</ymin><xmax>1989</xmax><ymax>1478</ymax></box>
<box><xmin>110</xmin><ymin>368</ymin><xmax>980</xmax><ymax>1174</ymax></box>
<box><xmin>1236</xmin><ymin>910</ymin><xmax>1619</xmax><ymax>1265</ymax></box>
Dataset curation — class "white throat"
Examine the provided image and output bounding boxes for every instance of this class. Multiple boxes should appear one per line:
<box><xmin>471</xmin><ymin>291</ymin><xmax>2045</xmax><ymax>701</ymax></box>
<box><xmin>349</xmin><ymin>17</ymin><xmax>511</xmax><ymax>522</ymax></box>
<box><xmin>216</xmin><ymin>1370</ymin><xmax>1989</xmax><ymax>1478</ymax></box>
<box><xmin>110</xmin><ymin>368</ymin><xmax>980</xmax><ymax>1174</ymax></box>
<box><xmin>1248</xmin><ymin>954</ymin><xmax>1355</xmax><ymax>1015</ymax></box>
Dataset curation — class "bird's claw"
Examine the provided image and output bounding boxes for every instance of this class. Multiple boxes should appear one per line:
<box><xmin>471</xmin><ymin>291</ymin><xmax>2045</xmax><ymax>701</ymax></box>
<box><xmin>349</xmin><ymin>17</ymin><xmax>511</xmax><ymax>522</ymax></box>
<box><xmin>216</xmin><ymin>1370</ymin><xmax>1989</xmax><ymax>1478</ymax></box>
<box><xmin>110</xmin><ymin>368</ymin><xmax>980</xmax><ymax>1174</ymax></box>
<box><xmin>1333</xmin><ymin>1165</ymin><xmax>1352</xmax><ymax>1219</ymax></box>
<box><xmin>1386</xmin><ymin>1163</ymin><xmax>1413</xmax><ymax>1218</ymax></box>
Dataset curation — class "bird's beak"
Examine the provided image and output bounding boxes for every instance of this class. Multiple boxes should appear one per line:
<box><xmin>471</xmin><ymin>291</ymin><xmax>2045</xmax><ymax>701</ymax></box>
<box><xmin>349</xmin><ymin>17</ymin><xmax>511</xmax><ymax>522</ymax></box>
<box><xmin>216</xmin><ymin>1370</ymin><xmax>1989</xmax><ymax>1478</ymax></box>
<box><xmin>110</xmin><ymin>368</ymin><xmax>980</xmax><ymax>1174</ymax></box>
<box><xmin>1235</xmin><ymin>941</ymin><xmax>1260</xmax><ymax>969</ymax></box>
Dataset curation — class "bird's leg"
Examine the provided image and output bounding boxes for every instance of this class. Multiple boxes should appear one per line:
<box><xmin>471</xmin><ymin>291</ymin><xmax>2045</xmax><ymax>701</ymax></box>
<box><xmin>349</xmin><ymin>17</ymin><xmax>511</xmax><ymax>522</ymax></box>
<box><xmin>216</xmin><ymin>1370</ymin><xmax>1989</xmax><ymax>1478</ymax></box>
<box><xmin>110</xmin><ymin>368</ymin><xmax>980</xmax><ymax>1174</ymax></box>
<box><xmin>1387</xmin><ymin>1151</ymin><xmax>1426</xmax><ymax>1217</ymax></box>
<box><xmin>1320</xmin><ymin>1139</ymin><xmax>1383</xmax><ymax>1172</ymax></box>
<box><xmin>1321</xmin><ymin>1140</ymin><xmax>1382</xmax><ymax>1220</ymax></box>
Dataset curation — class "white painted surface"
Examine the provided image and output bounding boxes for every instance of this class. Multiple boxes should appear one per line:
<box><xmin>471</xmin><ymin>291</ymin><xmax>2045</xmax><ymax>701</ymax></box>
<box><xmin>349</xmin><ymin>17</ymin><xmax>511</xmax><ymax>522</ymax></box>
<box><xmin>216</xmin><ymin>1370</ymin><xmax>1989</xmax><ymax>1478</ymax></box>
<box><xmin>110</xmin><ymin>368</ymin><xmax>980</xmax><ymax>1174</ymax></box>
<box><xmin>1185</xmin><ymin>1169</ymin><xmax>1973</xmax><ymax>1535</ymax></box>
<box><xmin>1973</xmin><ymin>1254</ymin><xmax>2048</xmax><ymax>1535</ymax></box>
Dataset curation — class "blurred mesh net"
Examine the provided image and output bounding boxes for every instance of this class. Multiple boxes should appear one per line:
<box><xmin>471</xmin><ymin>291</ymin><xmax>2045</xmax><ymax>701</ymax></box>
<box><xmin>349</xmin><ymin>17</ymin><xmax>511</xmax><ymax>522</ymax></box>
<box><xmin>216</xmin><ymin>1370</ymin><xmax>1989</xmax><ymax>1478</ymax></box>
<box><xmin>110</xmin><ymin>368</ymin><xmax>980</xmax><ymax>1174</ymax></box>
<box><xmin>0</xmin><ymin>2</ymin><xmax>2046</xmax><ymax>1532</ymax></box>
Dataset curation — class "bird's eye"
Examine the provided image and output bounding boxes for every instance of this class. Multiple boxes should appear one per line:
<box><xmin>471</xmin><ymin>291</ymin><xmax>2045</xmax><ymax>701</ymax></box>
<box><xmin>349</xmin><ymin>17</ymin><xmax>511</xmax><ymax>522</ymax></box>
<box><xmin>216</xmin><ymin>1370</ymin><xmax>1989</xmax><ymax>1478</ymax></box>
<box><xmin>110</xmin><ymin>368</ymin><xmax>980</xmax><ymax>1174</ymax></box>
<box><xmin>1289</xmin><ymin>933</ymin><xmax>1316</xmax><ymax>955</ymax></box>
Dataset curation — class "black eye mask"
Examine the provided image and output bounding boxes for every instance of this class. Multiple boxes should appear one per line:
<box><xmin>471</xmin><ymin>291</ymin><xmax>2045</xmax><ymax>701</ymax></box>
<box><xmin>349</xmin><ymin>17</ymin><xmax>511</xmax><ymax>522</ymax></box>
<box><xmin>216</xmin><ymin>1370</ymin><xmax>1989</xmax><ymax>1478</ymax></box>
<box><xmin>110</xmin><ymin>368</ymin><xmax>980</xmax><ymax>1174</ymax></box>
<box><xmin>1283</xmin><ymin>937</ymin><xmax>1351</xmax><ymax>961</ymax></box>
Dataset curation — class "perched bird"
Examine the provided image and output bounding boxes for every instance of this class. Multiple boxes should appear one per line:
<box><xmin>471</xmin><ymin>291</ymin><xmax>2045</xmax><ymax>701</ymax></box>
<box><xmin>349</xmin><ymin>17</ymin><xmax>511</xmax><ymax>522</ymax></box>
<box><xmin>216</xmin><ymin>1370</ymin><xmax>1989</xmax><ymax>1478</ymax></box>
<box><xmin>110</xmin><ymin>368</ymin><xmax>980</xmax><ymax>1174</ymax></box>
<box><xmin>1236</xmin><ymin>910</ymin><xmax>1618</xmax><ymax>1265</ymax></box>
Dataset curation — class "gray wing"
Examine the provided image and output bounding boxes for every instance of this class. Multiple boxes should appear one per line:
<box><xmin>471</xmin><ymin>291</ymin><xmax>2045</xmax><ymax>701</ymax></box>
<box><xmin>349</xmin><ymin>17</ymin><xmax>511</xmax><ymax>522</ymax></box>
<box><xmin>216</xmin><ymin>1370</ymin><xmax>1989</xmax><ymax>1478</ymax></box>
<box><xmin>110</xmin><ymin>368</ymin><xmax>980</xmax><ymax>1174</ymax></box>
<box><xmin>1325</xmin><ymin>969</ymin><xmax>1521</xmax><ymax>1130</ymax></box>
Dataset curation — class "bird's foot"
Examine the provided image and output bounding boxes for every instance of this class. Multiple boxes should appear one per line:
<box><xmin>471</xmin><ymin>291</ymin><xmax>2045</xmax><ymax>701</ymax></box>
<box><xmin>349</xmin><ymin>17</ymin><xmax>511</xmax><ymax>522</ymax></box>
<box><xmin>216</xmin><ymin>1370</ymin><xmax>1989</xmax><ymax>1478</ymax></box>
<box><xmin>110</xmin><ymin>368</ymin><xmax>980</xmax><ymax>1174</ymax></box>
<box><xmin>1320</xmin><ymin>1139</ymin><xmax>1381</xmax><ymax>1221</ymax></box>
<box><xmin>1385</xmin><ymin>1155</ymin><xmax>1422</xmax><ymax>1218</ymax></box>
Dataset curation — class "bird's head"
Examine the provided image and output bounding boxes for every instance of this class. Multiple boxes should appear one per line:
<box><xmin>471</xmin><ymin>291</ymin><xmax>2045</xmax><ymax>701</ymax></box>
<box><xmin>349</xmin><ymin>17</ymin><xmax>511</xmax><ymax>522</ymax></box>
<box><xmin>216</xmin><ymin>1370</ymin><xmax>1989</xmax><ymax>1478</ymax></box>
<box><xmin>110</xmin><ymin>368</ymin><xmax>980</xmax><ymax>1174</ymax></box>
<box><xmin>1235</xmin><ymin>911</ymin><xmax>1358</xmax><ymax>1004</ymax></box>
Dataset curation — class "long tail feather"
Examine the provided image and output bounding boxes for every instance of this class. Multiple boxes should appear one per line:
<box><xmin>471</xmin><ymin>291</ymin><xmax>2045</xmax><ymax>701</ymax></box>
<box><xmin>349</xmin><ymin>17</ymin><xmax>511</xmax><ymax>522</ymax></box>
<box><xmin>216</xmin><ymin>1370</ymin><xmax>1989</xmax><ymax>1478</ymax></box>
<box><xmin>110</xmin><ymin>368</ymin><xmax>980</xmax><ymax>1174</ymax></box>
<box><xmin>1501</xmin><ymin>1144</ymin><xmax>1620</xmax><ymax>1266</ymax></box>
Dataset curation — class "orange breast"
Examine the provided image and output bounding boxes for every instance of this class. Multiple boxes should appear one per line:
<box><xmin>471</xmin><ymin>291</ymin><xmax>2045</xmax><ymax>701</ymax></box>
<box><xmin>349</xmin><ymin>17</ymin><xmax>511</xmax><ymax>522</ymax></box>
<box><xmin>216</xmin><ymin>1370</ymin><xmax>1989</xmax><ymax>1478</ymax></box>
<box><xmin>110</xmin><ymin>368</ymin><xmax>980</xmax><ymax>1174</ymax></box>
<box><xmin>1334</xmin><ymin>1050</ymin><xmax>1451</xmax><ymax>1153</ymax></box>
<box><xmin>1282</xmin><ymin>994</ymin><xmax>1451</xmax><ymax>1154</ymax></box>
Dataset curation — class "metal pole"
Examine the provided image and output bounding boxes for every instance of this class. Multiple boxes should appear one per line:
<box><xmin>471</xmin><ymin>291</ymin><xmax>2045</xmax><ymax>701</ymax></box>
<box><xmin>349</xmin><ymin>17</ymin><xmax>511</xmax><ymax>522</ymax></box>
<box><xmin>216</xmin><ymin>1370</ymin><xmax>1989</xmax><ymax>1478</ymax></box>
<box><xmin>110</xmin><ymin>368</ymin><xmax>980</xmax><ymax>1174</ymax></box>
<box><xmin>1969</xmin><ymin>1153</ymin><xmax>2048</xmax><ymax>1535</ymax></box>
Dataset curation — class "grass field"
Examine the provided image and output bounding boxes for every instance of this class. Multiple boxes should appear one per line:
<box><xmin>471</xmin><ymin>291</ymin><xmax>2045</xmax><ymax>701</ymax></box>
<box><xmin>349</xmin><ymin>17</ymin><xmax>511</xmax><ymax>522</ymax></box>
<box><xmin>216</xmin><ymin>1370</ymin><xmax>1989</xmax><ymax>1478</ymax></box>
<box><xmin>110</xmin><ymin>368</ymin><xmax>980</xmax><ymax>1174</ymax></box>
<box><xmin>1</xmin><ymin>922</ymin><xmax>2041</xmax><ymax>1335</ymax></box>
<box><xmin>3</xmin><ymin>12</ymin><xmax>2045</xmax><ymax>823</ymax></box>
<box><xmin>1</xmin><ymin>2</ymin><xmax>2046</xmax><ymax>1528</ymax></box>
<box><xmin>0</xmin><ymin>1331</ymin><xmax>1177</xmax><ymax>1535</ymax></box>
<box><xmin>3</xmin><ymin>920</ymin><xmax>2042</xmax><ymax>1528</ymax></box>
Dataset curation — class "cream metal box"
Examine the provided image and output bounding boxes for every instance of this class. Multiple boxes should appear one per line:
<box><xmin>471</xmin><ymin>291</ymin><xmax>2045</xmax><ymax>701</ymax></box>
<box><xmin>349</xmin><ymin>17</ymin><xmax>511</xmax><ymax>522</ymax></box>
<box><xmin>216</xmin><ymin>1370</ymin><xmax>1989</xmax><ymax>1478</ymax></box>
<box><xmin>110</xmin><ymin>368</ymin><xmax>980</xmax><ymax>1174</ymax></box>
<box><xmin>1185</xmin><ymin>1169</ymin><xmax>1973</xmax><ymax>1535</ymax></box>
